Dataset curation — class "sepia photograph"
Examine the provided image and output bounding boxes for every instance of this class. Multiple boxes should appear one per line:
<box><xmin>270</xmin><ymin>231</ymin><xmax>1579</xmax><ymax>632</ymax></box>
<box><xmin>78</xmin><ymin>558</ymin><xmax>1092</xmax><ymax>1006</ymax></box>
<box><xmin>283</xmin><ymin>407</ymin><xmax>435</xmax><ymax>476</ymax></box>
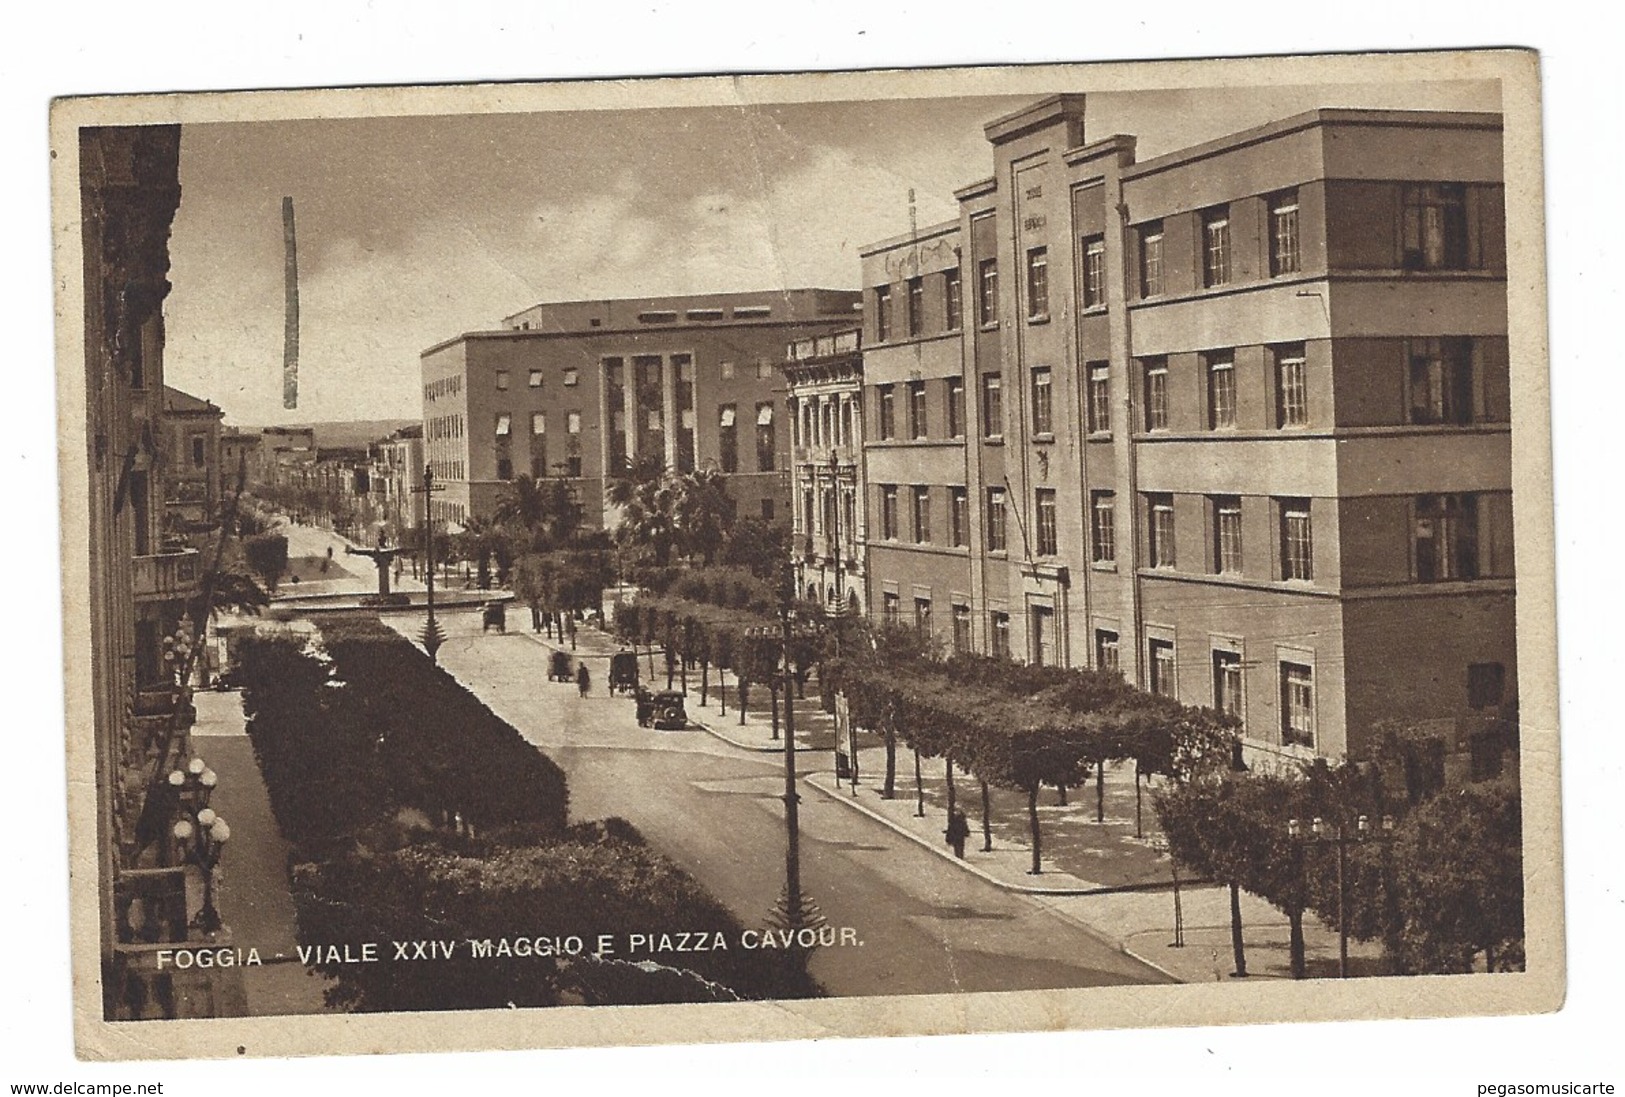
<box><xmin>48</xmin><ymin>46</ymin><xmax>1567</xmax><ymax>1066</ymax></box>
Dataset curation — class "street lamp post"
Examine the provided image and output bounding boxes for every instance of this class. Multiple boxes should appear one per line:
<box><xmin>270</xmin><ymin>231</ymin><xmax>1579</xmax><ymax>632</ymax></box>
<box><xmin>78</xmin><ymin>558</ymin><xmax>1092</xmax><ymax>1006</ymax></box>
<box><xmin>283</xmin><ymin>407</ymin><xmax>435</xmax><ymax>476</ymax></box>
<box><xmin>1287</xmin><ymin>813</ymin><xmax>1395</xmax><ymax>978</ymax></box>
<box><xmin>414</xmin><ymin>467</ymin><xmax>446</xmax><ymax>662</ymax></box>
<box><xmin>172</xmin><ymin>806</ymin><xmax>231</xmax><ymax>934</ymax></box>
<box><xmin>766</xmin><ymin>559</ymin><xmax>823</xmax><ymax>942</ymax></box>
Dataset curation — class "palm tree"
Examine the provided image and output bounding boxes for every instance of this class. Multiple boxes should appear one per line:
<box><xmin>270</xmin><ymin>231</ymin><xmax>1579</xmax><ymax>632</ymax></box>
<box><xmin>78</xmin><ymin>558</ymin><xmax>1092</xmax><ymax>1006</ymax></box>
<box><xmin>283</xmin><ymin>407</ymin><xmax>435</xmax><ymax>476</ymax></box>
<box><xmin>671</xmin><ymin>467</ymin><xmax>733</xmax><ymax>564</ymax></box>
<box><xmin>495</xmin><ymin>474</ymin><xmax>584</xmax><ymax>551</ymax></box>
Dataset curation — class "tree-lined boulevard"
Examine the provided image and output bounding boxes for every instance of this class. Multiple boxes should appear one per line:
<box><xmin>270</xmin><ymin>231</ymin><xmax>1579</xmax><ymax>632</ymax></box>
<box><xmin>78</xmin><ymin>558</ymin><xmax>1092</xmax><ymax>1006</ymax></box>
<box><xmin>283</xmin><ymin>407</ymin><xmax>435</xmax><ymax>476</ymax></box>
<box><xmin>388</xmin><ymin>608</ymin><xmax>1170</xmax><ymax>996</ymax></box>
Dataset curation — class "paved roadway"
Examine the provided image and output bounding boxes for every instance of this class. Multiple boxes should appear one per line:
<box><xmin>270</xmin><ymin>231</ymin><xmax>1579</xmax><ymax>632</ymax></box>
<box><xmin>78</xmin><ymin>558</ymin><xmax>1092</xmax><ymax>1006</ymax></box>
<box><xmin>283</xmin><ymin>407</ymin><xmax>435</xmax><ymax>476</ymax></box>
<box><xmin>413</xmin><ymin>611</ymin><xmax>1170</xmax><ymax>998</ymax></box>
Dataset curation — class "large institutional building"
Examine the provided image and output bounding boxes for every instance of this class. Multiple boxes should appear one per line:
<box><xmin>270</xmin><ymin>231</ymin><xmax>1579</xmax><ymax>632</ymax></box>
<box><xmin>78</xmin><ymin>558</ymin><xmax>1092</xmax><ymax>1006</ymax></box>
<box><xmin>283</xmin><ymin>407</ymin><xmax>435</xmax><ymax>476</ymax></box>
<box><xmin>419</xmin><ymin>289</ymin><xmax>862</xmax><ymax>529</ymax></box>
<box><xmin>840</xmin><ymin>96</ymin><xmax>1513</xmax><ymax>771</ymax></box>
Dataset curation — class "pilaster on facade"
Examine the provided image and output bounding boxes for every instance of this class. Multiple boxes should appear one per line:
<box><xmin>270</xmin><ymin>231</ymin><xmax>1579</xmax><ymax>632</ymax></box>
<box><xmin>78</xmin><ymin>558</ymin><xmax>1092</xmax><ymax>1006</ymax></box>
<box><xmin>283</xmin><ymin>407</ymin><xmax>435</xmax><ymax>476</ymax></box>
<box><xmin>852</xmin><ymin>97</ymin><xmax>1515</xmax><ymax>772</ymax></box>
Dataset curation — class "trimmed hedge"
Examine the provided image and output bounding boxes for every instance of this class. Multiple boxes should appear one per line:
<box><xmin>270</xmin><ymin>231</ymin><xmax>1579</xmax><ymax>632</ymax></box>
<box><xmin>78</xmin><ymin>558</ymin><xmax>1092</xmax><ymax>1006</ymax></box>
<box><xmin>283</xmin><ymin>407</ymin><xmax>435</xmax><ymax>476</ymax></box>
<box><xmin>236</xmin><ymin>616</ymin><xmax>569</xmax><ymax>850</ymax></box>
<box><xmin>292</xmin><ymin>821</ymin><xmax>821</xmax><ymax>1012</ymax></box>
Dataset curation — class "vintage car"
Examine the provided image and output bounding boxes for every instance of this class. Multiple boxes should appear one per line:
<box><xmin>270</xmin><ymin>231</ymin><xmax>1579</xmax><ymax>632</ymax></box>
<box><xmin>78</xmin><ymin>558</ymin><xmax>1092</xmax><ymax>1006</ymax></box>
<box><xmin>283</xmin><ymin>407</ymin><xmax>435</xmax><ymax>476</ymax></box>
<box><xmin>634</xmin><ymin>687</ymin><xmax>688</xmax><ymax>730</ymax></box>
<box><xmin>481</xmin><ymin>601</ymin><xmax>506</xmax><ymax>633</ymax></box>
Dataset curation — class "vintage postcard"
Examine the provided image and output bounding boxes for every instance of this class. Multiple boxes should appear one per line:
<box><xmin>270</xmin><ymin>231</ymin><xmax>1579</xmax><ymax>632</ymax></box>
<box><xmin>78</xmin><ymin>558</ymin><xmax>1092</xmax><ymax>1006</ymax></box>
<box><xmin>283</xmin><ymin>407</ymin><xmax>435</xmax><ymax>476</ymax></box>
<box><xmin>51</xmin><ymin>50</ymin><xmax>1560</xmax><ymax>1061</ymax></box>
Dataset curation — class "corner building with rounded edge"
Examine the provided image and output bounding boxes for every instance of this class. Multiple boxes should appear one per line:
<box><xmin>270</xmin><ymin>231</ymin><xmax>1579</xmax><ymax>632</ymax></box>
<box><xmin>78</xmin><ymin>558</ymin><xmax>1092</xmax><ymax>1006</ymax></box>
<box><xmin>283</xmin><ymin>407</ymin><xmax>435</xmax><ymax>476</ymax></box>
<box><xmin>856</xmin><ymin>95</ymin><xmax>1514</xmax><ymax>776</ymax></box>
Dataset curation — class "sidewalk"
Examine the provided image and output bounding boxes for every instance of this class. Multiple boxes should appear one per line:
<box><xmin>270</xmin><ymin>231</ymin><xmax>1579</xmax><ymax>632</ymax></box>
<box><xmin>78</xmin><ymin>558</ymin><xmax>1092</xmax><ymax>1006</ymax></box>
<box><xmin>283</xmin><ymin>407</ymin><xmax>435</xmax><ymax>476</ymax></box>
<box><xmin>802</xmin><ymin>768</ymin><xmax>1387</xmax><ymax>984</ymax></box>
<box><xmin>191</xmin><ymin>689</ymin><xmax>333</xmax><ymax>1014</ymax></box>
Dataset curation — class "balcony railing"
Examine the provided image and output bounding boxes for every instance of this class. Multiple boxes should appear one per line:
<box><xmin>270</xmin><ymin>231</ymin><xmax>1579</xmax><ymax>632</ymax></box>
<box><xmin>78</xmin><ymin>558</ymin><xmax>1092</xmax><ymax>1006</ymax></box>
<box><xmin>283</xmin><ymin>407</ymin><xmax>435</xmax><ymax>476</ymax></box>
<box><xmin>132</xmin><ymin>549</ymin><xmax>201</xmax><ymax>602</ymax></box>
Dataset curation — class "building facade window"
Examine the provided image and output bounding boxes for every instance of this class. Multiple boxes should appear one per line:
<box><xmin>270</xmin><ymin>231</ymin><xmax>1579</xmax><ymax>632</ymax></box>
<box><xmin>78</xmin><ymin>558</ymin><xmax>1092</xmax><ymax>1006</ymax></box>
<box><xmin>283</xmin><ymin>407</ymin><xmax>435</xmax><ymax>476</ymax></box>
<box><xmin>914</xmin><ymin>597</ymin><xmax>933</xmax><ymax>637</ymax></box>
<box><xmin>1280</xmin><ymin>498</ymin><xmax>1313</xmax><ymax>581</ymax></box>
<box><xmin>191</xmin><ymin>436</ymin><xmax>205</xmax><ymax>467</ymax></box>
<box><xmin>1270</xmin><ymin>189</ymin><xmax>1301</xmax><ymax>276</ymax></box>
<box><xmin>912</xmin><ymin>485</ymin><xmax>932</xmax><ymax>544</ymax></box>
<box><xmin>978</xmin><ymin>259</ymin><xmax>999</xmax><ymax>326</ymax></box>
<box><xmin>565</xmin><ymin>412</ymin><xmax>582</xmax><ymax>477</ymax></box>
<box><xmin>981</xmin><ymin>373</ymin><xmax>1003</xmax><ymax>438</ymax></box>
<box><xmin>990</xmin><ymin>612</ymin><xmax>1011</xmax><ymax>659</ymax></box>
<box><xmin>1276</xmin><ymin>344</ymin><xmax>1309</xmax><ymax>427</ymax></box>
<box><xmin>1090</xmin><ymin>491</ymin><xmax>1116</xmax><ymax>565</ymax></box>
<box><xmin>755</xmin><ymin>403</ymin><xmax>776</xmax><ymax>472</ymax></box>
<box><xmin>761</xmin><ymin>497</ymin><xmax>776</xmax><ymax>520</ymax></box>
<box><xmin>947</xmin><ymin>378</ymin><xmax>965</xmax><ymax>438</ymax></box>
<box><xmin>1468</xmin><ymin>662</ymin><xmax>1506</xmax><ymax>710</ymax></box>
<box><xmin>1401</xmin><ymin>183</ymin><xmax>1469</xmax><ymax>271</ymax></box>
<box><xmin>883</xmin><ymin>591</ymin><xmax>900</xmax><ymax>626</ymax></box>
<box><xmin>1214</xmin><ymin>650</ymin><xmax>1244</xmax><ymax>720</ymax></box>
<box><xmin>528</xmin><ymin>369</ymin><xmax>543</xmax><ymax>388</ymax></box>
<box><xmin>495</xmin><ymin>413</ymin><xmax>512</xmax><ymax>437</ymax></box>
<box><xmin>1030</xmin><ymin>367</ymin><xmax>1054</xmax><ymax>435</ymax></box>
<box><xmin>952</xmin><ymin>604</ymin><xmax>972</xmax><ymax>654</ymax></box>
<box><xmin>1095</xmin><ymin>629</ymin><xmax>1120</xmax><ymax>675</ymax></box>
<box><xmin>875</xmin><ymin>285</ymin><xmax>893</xmax><ymax>342</ymax></box>
<box><xmin>907</xmin><ymin>277</ymin><xmax>924</xmax><ymax>337</ymax></box>
<box><xmin>1087</xmin><ymin>363</ymin><xmax>1111</xmax><ymax>434</ymax></box>
<box><xmin>1148</xmin><ymin>493</ymin><xmax>1176</xmax><ymax>568</ymax></box>
<box><xmin>1026</xmin><ymin>247</ymin><xmax>1049</xmax><ymax>319</ymax></box>
<box><xmin>908</xmin><ymin>381</ymin><xmax>928</xmax><ymax>439</ymax></box>
<box><xmin>1214</xmin><ymin>495</ymin><xmax>1243</xmax><ymax>574</ymax></box>
<box><xmin>1281</xmin><ymin>662</ymin><xmax>1315</xmax><ymax>747</ymax></box>
<box><xmin>1143</xmin><ymin>358</ymin><xmax>1169</xmax><ymax>431</ymax></box>
<box><xmin>944</xmin><ymin>268</ymin><xmax>962</xmax><ymax>330</ymax></box>
<box><xmin>563</xmin><ymin>368</ymin><xmax>579</xmax><ymax>386</ymax></box>
<box><xmin>1035</xmin><ymin>488</ymin><xmax>1058</xmax><ymax>557</ymax></box>
<box><xmin>950</xmin><ymin>487</ymin><xmax>969</xmax><ymax>548</ymax></box>
<box><xmin>880</xmin><ymin>485</ymin><xmax>899</xmax><ymax>540</ymax></box>
<box><xmin>1202</xmin><ymin>206</ymin><xmax>1231</xmax><ymax>287</ymax></box>
<box><xmin>1408</xmin><ymin>337</ymin><xmax>1474</xmax><ymax>425</ymax></box>
<box><xmin>878</xmin><ymin>385</ymin><xmax>896</xmax><ymax>440</ymax></box>
<box><xmin>986</xmin><ymin>487</ymin><xmax>1008</xmax><ymax>552</ymax></box>
<box><xmin>1139</xmin><ymin>221</ymin><xmax>1164</xmax><ymax>298</ymax></box>
<box><xmin>496</xmin><ymin>369</ymin><xmax>510</xmax><ymax>391</ymax></box>
<box><xmin>1415</xmin><ymin>493</ymin><xmax>1480</xmax><ymax>581</ymax></box>
<box><xmin>1149</xmin><ymin>639</ymin><xmax>1177</xmax><ymax>697</ymax></box>
<box><xmin>1207</xmin><ymin>352</ymin><xmax>1236</xmax><ymax>429</ymax></box>
<box><xmin>1081</xmin><ymin>236</ymin><xmax>1106</xmax><ymax>308</ymax></box>
<box><xmin>718</xmin><ymin>405</ymin><xmax>738</xmax><ymax>473</ymax></box>
<box><xmin>496</xmin><ymin>457</ymin><xmax>514</xmax><ymax>480</ymax></box>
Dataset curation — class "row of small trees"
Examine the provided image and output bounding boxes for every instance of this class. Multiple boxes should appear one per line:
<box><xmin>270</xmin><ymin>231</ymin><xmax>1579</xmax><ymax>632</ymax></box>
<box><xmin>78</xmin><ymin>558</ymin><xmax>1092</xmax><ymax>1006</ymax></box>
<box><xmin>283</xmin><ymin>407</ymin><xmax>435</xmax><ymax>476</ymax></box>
<box><xmin>832</xmin><ymin>631</ymin><xmax>1240</xmax><ymax>874</ymax></box>
<box><xmin>1154</xmin><ymin>745</ymin><xmax>1524</xmax><ymax>978</ymax></box>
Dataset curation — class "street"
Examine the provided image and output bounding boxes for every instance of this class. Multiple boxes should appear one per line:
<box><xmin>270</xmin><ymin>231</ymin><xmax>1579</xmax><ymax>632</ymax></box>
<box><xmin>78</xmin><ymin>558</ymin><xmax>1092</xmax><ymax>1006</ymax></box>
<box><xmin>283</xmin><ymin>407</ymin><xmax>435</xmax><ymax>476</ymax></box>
<box><xmin>404</xmin><ymin>610</ymin><xmax>1170</xmax><ymax>997</ymax></box>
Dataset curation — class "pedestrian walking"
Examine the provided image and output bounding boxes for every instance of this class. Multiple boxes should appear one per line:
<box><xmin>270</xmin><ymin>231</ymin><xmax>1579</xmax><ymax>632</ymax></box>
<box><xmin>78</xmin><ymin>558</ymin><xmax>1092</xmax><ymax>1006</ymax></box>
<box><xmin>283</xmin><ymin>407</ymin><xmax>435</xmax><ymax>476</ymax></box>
<box><xmin>576</xmin><ymin>663</ymin><xmax>591</xmax><ymax>698</ymax></box>
<box><xmin>945</xmin><ymin>808</ymin><xmax>970</xmax><ymax>859</ymax></box>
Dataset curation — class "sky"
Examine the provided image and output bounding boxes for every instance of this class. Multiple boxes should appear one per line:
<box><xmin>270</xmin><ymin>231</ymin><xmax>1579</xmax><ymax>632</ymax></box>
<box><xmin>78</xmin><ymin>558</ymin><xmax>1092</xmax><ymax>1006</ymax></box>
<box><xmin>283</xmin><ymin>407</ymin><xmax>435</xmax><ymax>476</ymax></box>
<box><xmin>163</xmin><ymin>78</ymin><xmax>1500</xmax><ymax>427</ymax></box>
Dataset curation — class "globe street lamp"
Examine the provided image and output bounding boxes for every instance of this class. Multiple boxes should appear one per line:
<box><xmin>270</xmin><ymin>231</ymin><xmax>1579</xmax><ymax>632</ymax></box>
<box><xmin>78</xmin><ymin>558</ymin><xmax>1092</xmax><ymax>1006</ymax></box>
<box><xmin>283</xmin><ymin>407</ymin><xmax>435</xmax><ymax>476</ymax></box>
<box><xmin>172</xmin><ymin>807</ymin><xmax>231</xmax><ymax>934</ymax></box>
<box><xmin>1286</xmin><ymin>813</ymin><xmax>1395</xmax><ymax>978</ymax></box>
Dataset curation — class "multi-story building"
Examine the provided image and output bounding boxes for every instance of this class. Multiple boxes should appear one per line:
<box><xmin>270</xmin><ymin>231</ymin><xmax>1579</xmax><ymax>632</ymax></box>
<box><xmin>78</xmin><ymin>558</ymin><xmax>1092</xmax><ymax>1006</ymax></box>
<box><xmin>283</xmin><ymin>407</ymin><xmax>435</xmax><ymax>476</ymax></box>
<box><xmin>785</xmin><ymin>328</ymin><xmax>867</xmax><ymax>613</ymax></box>
<box><xmin>219</xmin><ymin>428</ymin><xmax>260</xmax><ymax>498</ymax></box>
<box><xmin>858</xmin><ymin>221</ymin><xmax>976</xmax><ymax>647</ymax></box>
<box><xmin>367</xmin><ymin>424</ymin><xmax>424</xmax><ymax>546</ymax></box>
<box><xmin>160</xmin><ymin>385</ymin><xmax>223</xmax><ymax>531</ymax></box>
<box><xmin>80</xmin><ymin>125</ymin><xmax>239</xmax><ymax>1019</ymax></box>
<box><xmin>253</xmin><ymin>425</ymin><xmax>315</xmax><ymax>494</ymax></box>
<box><xmin>858</xmin><ymin>96</ymin><xmax>1514</xmax><ymax>774</ymax></box>
<box><xmin>420</xmin><ymin>289</ymin><xmax>862</xmax><ymax>531</ymax></box>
